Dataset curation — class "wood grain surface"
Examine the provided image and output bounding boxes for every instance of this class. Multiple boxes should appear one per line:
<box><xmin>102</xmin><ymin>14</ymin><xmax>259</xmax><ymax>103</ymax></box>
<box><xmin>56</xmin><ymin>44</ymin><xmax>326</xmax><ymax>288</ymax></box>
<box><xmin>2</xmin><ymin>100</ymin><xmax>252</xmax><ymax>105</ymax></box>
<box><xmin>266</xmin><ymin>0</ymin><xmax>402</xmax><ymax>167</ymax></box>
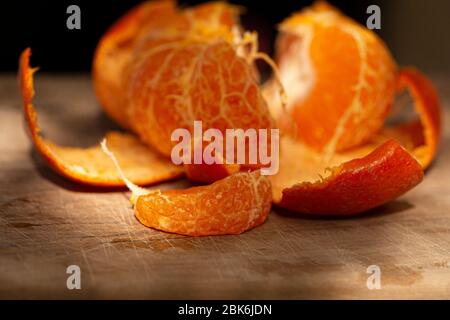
<box><xmin>0</xmin><ymin>74</ymin><xmax>449</xmax><ymax>299</ymax></box>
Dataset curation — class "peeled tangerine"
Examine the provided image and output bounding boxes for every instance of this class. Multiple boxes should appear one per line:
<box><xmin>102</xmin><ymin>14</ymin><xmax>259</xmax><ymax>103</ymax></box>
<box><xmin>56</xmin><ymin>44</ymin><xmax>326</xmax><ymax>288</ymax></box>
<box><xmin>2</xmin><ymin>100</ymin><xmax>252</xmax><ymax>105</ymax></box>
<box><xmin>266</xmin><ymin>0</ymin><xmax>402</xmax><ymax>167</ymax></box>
<box><xmin>265</xmin><ymin>2</ymin><xmax>441</xmax><ymax>215</ymax></box>
<box><xmin>19</xmin><ymin>1</ymin><xmax>442</xmax><ymax>236</ymax></box>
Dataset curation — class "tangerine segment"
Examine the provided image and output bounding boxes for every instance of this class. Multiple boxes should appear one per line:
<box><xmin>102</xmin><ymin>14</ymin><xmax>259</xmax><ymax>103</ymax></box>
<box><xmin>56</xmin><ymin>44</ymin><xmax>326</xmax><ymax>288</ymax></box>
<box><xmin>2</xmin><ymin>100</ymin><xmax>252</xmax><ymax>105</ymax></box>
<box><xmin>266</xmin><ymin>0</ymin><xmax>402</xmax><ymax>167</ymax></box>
<box><xmin>93</xmin><ymin>0</ymin><xmax>241</xmax><ymax>129</ymax></box>
<box><xmin>135</xmin><ymin>170</ymin><xmax>272</xmax><ymax>236</ymax></box>
<box><xmin>126</xmin><ymin>39</ymin><xmax>274</xmax><ymax>158</ymax></box>
<box><xmin>271</xmin><ymin>137</ymin><xmax>423</xmax><ymax>215</ymax></box>
<box><xmin>20</xmin><ymin>48</ymin><xmax>183</xmax><ymax>187</ymax></box>
<box><xmin>93</xmin><ymin>0</ymin><xmax>180</xmax><ymax>129</ymax></box>
<box><xmin>376</xmin><ymin>68</ymin><xmax>441</xmax><ymax>169</ymax></box>
<box><xmin>269</xmin><ymin>1</ymin><xmax>397</xmax><ymax>154</ymax></box>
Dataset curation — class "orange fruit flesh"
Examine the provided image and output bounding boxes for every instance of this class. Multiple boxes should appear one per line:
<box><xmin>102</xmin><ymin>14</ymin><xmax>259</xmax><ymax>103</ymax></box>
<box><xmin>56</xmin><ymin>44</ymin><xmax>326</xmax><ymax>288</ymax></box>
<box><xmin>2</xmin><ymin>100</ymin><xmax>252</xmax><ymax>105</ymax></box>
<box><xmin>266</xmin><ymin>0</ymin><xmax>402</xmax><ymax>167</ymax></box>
<box><xmin>125</xmin><ymin>38</ymin><xmax>274</xmax><ymax>159</ymax></box>
<box><xmin>92</xmin><ymin>0</ymin><xmax>180</xmax><ymax>129</ymax></box>
<box><xmin>135</xmin><ymin>170</ymin><xmax>272</xmax><ymax>236</ymax></box>
<box><xmin>93</xmin><ymin>0</ymin><xmax>242</xmax><ymax>130</ymax></box>
<box><xmin>269</xmin><ymin>1</ymin><xmax>397</xmax><ymax>154</ymax></box>
<box><xmin>20</xmin><ymin>1</ymin><xmax>276</xmax><ymax>237</ymax></box>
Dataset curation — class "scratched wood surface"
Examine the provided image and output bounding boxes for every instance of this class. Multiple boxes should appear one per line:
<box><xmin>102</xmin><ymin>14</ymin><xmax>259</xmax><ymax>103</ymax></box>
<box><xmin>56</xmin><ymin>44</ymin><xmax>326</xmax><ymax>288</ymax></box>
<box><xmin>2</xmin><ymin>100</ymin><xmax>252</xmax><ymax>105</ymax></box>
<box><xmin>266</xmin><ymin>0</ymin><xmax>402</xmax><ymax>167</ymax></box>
<box><xmin>0</xmin><ymin>74</ymin><xmax>449</xmax><ymax>299</ymax></box>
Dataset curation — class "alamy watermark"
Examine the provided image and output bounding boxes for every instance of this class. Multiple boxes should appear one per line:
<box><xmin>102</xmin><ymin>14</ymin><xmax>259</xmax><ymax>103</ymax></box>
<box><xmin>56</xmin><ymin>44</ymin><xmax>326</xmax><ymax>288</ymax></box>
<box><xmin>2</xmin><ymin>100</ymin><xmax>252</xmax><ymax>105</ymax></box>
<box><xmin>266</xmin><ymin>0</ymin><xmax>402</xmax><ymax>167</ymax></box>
<box><xmin>66</xmin><ymin>5</ymin><xmax>81</xmax><ymax>30</ymax></box>
<box><xmin>66</xmin><ymin>265</ymin><xmax>81</xmax><ymax>290</ymax></box>
<box><xmin>366</xmin><ymin>265</ymin><xmax>381</xmax><ymax>290</ymax></box>
<box><xmin>366</xmin><ymin>5</ymin><xmax>381</xmax><ymax>30</ymax></box>
<box><xmin>171</xmin><ymin>121</ymin><xmax>280</xmax><ymax>176</ymax></box>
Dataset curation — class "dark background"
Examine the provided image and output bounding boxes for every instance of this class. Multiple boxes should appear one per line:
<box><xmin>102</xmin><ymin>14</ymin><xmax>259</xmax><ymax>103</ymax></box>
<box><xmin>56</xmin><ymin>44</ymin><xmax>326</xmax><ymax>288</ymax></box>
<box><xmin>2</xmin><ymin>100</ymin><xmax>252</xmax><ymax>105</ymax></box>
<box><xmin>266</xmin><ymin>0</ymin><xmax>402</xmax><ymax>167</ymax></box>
<box><xmin>1</xmin><ymin>0</ymin><xmax>449</xmax><ymax>73</ymax></box>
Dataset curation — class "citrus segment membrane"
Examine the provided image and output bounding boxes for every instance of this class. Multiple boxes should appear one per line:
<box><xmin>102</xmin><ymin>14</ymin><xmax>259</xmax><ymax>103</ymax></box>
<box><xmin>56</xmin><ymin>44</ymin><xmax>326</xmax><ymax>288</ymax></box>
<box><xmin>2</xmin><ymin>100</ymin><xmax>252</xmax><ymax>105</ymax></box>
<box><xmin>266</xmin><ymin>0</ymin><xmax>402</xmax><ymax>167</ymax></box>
<box><xmin>92</xmin><ymin>0</ymin><xmax>179</xmax><ymax>129</ymax></box>
<box><xmin>272</xmin><ymin>138</ymin><xmax>423</xmax><ymax>215</ymax></box>
<box><xmin>267</xmin><ymin>1</ymin><xmax>397</xmax><ymax>155</ymax></box>
<box><xmin>92</xmin><ymin>0</ymin><xmax>244</xmax><ymax>128</ymax></box>
<box><xmin>93</xmin><ymin>0</ymin><xmax>243</xmax><ymax>130</ymax></box>
<box><xmin>20</xmin><ymin>48</ymin><xmax>183</xmax><ymax>187</ymax></box>
<box><xmin>135</xmin><ymin>170</ymin><xmax>272</xmax><ymax>236</ymax></box>
<box><xmin>125</xmin><ymin>38</ymin><xmax>275</xmax><ymax>160</ymax></box>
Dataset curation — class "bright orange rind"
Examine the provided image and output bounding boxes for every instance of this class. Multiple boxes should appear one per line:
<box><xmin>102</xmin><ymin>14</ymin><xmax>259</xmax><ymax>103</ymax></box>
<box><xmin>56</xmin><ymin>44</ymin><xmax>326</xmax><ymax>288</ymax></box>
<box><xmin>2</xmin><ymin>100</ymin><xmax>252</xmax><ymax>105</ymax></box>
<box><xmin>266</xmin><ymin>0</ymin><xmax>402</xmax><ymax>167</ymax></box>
<box><xmin>379</xmin><ymin>68</ymin><xmax>441</xmax><ymax>169</ymax></box>
<box><xmin>20</xmin><ymin>48</ymin><xmax>183</xmax><ymax>187</ymax></box>
<box><xmin>272</xmin><ymin>139</ymin><xmax>423</xmax><ymax>215</ymax></box>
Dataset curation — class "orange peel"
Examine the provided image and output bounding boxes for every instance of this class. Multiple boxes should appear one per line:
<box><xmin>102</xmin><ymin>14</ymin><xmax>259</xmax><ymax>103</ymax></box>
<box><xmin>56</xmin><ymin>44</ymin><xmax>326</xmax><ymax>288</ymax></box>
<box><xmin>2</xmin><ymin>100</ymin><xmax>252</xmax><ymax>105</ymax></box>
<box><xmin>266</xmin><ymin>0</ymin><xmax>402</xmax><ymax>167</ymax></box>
<box><xmin>272</xmin><ymin>139</ymin><xmax>423</xmax><ymax>215</ymax></box>
<box><xmin>181</xmin><ymin>135</ymin><xmax>241</xmax><ymax>184</ymax></box>
<box><xmin>20</xmin><ymin>48</ymin><xmax>183</xmax><ymax>187</ymax></box>
<box><xmin>373</xmin><ymin>68</ymin><xmax>441</xmax><ymax>169</ymax></box>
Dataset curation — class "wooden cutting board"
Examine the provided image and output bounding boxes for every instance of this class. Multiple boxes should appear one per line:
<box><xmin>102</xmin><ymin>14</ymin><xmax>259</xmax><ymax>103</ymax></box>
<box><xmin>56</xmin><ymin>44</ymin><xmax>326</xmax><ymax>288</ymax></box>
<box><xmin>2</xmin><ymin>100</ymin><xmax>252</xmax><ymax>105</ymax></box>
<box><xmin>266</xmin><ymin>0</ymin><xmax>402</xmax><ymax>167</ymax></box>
<box><xmin>0</xmin><ymin>74</ymin><xmax>449</xmax><ymax>299</ymax></box>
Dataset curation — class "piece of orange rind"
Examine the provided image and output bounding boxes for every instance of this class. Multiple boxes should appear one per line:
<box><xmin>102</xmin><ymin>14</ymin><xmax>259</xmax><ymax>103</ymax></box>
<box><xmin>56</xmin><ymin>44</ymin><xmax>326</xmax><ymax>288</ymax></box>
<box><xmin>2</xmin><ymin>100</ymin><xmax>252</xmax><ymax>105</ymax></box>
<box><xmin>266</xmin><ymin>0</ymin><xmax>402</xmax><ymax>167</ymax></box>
<box><xmin>389</xmin><ymin>68</ymin><xmax>441</xmax><ymax>169</ymax></box>
<box><xmin>271</xmin><ymin>138</ymin><xmax>423</xmax><ymax>215</ymax></box>
<box><xmin>20</xmin><ymin>48</ymin><xmax>183</xmax><ymax>187</ymax></box>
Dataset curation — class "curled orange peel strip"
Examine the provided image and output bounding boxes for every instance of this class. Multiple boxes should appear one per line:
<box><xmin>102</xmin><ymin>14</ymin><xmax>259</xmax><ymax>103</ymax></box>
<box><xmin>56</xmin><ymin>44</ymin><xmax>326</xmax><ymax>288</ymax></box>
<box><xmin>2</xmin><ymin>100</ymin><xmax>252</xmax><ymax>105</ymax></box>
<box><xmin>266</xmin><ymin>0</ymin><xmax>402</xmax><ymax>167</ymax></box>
<box><xmin>272</xmin><ymin>139</ymin><xmax>423</xmax><ymax>216</ymax></box>
<box><xmin>388</xmin><ymin>68</ymin><xmax>441</xmax><ymax>169</ymax></box>
<box><xmin>19</xmin><ymin>48</ymin><xmax>183</xmax><ymax>187</ymax></box>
